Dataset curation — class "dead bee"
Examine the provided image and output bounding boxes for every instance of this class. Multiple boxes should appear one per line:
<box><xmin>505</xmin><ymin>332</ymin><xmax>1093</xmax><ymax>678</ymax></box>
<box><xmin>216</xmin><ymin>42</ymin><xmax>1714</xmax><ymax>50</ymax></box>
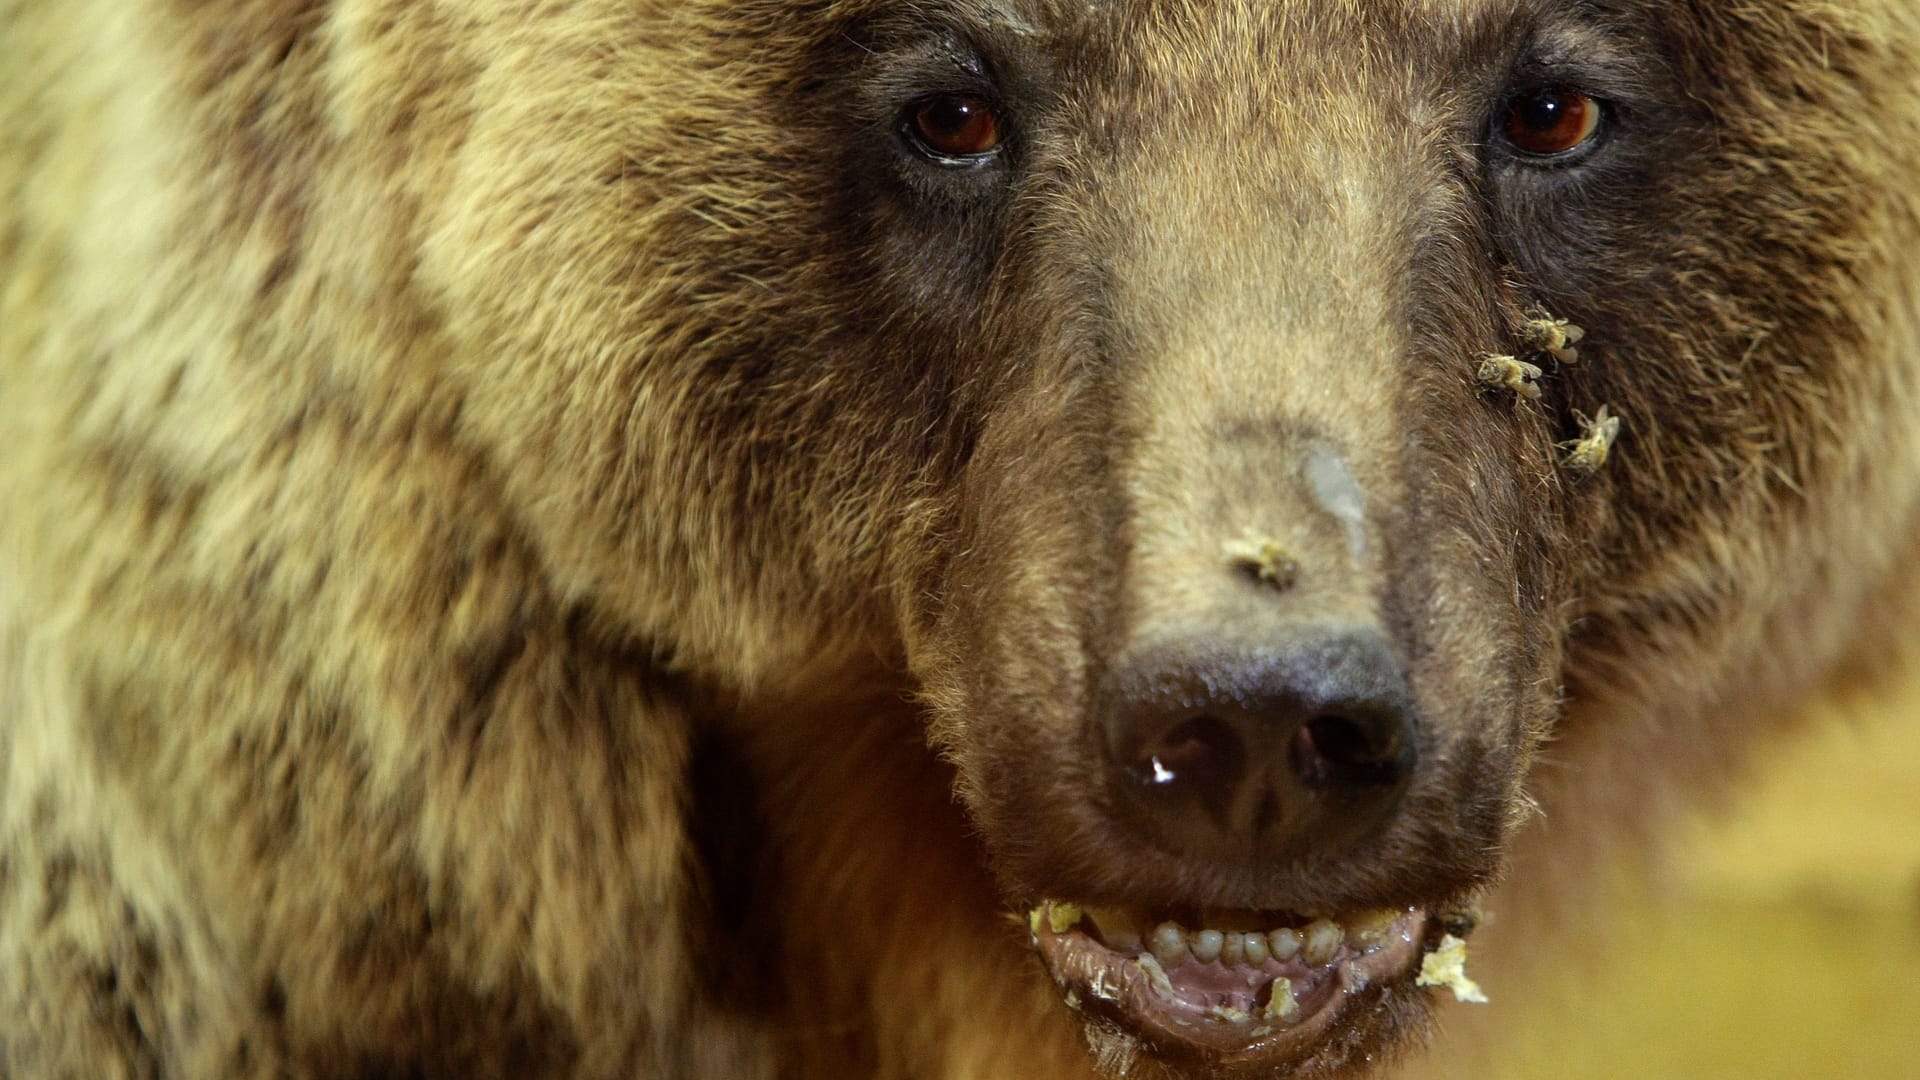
<box><xmin>1476</xmin><ymin>353</ymin><xmax>1544</xmax><ymax>401</ymax></box>
<box><xmin>1223</xmin><ymin>534</ymin><xmax>1298</xmax><ymax>591</ymax></box>
<box><xmin>1560</xmin><ymin>404</ymin><xmax>1621</xmax><ymax>475</ymax></box>
<box><xmin>1519</xmin><ymin>312</ymin><xmax>1585</xmax><ymax>365</ymax></box>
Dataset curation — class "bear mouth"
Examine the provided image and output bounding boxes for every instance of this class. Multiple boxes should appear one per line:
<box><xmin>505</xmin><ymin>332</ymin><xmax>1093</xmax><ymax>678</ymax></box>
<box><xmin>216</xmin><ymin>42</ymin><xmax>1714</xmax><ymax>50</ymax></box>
<box><xmin>1028</xmin><ymin>900</ymin><xmax>1449</xmax><ymax>1064</ymax></box>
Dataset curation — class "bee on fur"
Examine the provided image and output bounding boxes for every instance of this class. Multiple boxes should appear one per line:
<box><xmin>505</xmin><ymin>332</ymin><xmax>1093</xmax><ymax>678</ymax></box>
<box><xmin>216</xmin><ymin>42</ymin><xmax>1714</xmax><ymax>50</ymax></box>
<box><xmin>1477</xmin><ymin>354</ymin><xmax>1544</xmax><ymax>400</ymax></box>
<box><xmin>1561</xmin><ymin>405</ymin><xmax>1621</xmax><ymax>475</ymax></box>
<box><xmin>1519</xmin><ymin>313</ymin><xmax>1584</xmax><ymax>365</ymax></box>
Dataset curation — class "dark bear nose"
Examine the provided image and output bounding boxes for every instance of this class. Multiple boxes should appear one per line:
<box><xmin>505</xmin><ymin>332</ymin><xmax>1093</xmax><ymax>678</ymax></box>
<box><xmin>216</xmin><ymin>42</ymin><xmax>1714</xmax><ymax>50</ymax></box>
<box><xmin>1101</xmin><ymin>626</ymin><xmax>1418</xmax><ymax>862</ymax></box>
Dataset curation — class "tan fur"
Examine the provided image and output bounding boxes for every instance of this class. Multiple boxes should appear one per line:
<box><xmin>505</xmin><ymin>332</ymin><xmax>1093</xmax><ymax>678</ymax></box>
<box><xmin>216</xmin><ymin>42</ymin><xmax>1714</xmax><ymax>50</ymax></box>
<box><xmin>3</xmin><ymin>1</ymin><xmax>1917</xmax><ymax>1078</ymax></box>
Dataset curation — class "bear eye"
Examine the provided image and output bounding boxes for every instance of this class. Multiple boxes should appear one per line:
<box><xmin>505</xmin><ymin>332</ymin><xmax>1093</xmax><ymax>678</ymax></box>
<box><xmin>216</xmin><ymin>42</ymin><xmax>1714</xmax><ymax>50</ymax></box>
<box><xmin>1501</xmin><ymin>88</ymin><xmax>1604</xmax><ymax>158</ymax></box>
<box><xmin>903</xmin><ymin>94</ymin><xmax>1004</xmax><ymax>163</ymax></box>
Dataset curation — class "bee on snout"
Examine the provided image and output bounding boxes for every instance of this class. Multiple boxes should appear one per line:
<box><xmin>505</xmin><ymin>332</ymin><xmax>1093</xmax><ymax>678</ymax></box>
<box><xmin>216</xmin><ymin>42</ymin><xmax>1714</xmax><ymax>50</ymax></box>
<box><xmin>1560</xmin><ymin>405</ymin><xmax>1621</xmax><ymax>475</ymax></box>
<box><xmin>1223</xmin><ymin>534</ymin><xmax>1298</xmax><ymax>591</ymax></box>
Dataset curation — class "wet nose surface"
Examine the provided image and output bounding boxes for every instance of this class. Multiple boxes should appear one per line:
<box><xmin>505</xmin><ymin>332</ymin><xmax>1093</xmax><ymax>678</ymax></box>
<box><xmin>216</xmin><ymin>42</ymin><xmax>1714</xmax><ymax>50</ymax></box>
<box><xmin>1102</xmin><ymin>626</ymin><xmax>1418</xmax><ymax>863</ymax></box>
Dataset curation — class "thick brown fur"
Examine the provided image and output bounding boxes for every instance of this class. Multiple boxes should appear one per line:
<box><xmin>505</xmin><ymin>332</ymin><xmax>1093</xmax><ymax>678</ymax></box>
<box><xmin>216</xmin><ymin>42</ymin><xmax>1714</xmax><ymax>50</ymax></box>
<box><xmin>3</xmin><ymin>1</ymin><xmax>1917</xmax><ymax>1078</ymax></box>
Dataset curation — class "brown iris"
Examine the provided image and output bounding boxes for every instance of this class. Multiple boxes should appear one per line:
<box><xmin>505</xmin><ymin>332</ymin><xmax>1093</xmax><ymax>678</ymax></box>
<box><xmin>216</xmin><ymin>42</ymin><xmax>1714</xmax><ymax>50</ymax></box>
<box><xmin>909</xmin><ymin>94</ymin><xmax>1003</xmax><ymax>159</ymax></box>
<box><xmin>1503</xmin><ymin>88</ymin><xmax>1602</xmax><ymax>157</ymax></box>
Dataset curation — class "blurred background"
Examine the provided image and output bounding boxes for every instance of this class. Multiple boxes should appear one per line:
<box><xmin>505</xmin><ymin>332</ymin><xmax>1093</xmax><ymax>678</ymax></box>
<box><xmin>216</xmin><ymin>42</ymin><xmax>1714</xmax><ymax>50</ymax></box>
<box><xmin>1432</xmin><ymin>684</ymin><xmax>1920</xmax><ymax>1079</ymax></box>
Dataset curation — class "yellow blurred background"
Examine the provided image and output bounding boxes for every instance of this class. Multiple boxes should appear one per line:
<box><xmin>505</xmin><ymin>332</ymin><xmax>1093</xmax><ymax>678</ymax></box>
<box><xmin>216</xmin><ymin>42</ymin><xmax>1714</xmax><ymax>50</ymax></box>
<box><xmin>1441</xmin><ymin>689</ymin><xmax>1920</xmax><ymax>1079</ymax></box>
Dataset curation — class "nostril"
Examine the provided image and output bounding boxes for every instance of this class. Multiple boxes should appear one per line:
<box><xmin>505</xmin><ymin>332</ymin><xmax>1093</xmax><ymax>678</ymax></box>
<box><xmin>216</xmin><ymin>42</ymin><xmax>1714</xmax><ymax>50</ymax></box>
<box><xmin>1126</xmin><ymin>714</ymin><xmax>1243</xmax><ymax>788</ymax></box>
<box><xmin>1102</xmin><ymin>625</ymin><xmax>1419</xmax><ymax>861</ymax></box>
<box><xmin>1293</xmin><ymin>713</ymin><xmax>1410</xmax><ymax>789</ymax></box>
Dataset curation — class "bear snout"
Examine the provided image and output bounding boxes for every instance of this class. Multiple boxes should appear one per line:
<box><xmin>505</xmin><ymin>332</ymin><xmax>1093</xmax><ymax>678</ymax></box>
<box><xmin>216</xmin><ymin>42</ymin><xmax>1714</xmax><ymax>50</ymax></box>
<box><xmin>1100</xmin><ymin>626</ymin><xmax>1418</xmax><ymax>868</ymax></box>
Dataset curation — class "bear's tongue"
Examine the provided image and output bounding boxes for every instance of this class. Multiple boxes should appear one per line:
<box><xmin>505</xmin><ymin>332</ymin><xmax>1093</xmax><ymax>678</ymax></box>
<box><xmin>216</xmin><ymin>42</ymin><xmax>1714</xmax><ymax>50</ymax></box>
<box><xmin>1028</xmin><ymin>900</ymin><xmax>1434</xmax><ymax>1051</ymax></box>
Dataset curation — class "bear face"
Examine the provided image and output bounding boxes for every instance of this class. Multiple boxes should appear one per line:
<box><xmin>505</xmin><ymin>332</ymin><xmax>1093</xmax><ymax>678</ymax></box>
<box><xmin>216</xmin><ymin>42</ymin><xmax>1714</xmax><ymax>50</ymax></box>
<box><xmin>429</xmin><ymin>9</ymin><xmax>1564</xmax><ymax>1064</ymax></box>
<box><xmin>3</xmin><ymin>0</ymin><xmax>1918</xmax><ymax>1078</ymax></box>
<box><xmin>442</xmin><ymin>1</ymin><xmax>1913</xmax><ymax>1073</ymax></box>
<box><xmin>508</xmin><ymin>3</ymin><xmax>1906</xmax><ymax>1072</ymax></box>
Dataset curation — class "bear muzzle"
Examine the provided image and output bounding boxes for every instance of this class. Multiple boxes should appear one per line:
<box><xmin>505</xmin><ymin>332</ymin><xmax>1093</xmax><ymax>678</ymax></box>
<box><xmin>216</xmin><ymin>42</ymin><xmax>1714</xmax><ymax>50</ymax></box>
<box><xmin>1013</xmin><ymin>624</ymin><xmax>1483</xmax><ymax>1070</ymax></box>
<box><xmin>965</xmin><ymin>441</ymin><xmax>1512</xmax><ymax>1071</ymax></box>
<box><xmin>1099</xmin><ymin>625</ymin><xmax>1419</xmax><ymax>867</ymax></box>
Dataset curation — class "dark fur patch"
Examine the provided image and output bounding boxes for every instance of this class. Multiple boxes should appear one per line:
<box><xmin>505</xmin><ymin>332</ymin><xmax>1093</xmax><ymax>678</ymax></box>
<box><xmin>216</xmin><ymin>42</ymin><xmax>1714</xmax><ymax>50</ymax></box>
<box><xmin>685</xmin><ymin>724</ymin><xmax>783</xmax><ymax>1015</ymax></box>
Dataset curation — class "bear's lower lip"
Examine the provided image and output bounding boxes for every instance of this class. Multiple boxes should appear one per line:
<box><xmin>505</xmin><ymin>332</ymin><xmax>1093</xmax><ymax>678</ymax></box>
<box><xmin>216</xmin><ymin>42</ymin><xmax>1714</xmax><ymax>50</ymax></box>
<box><xmin>1028</xmin><ymin>901</ymin><xmax>1430</xmax><ymax>1063</ymax></box>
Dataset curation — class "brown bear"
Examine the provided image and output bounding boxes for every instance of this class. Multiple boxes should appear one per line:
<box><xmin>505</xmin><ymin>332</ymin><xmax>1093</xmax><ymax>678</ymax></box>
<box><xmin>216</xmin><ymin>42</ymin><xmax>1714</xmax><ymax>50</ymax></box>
<box><xmin>3</xmin><ymin>0</ymin><xmax>1917</xmax><ymax>1077</ymax></box>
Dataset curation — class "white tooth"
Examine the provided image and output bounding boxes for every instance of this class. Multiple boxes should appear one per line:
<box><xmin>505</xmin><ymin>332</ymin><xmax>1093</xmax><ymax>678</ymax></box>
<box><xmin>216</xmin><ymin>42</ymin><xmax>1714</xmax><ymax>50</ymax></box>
<box><xmin>1303</xmin><ymin>918</ymin><xmax>1343</xmax><ymax>964</ymax></box>
<box><xmin>1221</xmin><ymin>932</ymin><xmax>1246</xmax><ymax>965</ymax></box>
<box><xmin>1191</xmin><ymin>929</ymin><xmax>1224</xmax><ymax>963</ymax></box>
<box><xmin>1047</xmin><ymin>902</ymin><xmax>1084</xmax><ymax>935</ymax></box>
<box><xmin>1268</xmin><ymin>927</ymin><xmax>1302</xmax><ymax>961</ymax></box>
<box><xmin>1136</xmin><ymin>954</ymin><xmax>1176</xmax><ymax>998</ymax></box>
<box><xmin>1265</xmin><ymin>978</ymin><xmax>1299</xmax><ymax>1021</ymax></box>
<box><xmin>1151</xmin><ymin>922</ymin><xmax>1191</xmax><ymax>965</ymax></box>
<box><xmin>1243</xmin><ymin>932</ymin><xmax>1270</xmax><ymax>965</ymax></box>
<box><xmin>1105</xmin><ymin>925</ymin><xmax>1144</xmax><ymax>952</ymax></box>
